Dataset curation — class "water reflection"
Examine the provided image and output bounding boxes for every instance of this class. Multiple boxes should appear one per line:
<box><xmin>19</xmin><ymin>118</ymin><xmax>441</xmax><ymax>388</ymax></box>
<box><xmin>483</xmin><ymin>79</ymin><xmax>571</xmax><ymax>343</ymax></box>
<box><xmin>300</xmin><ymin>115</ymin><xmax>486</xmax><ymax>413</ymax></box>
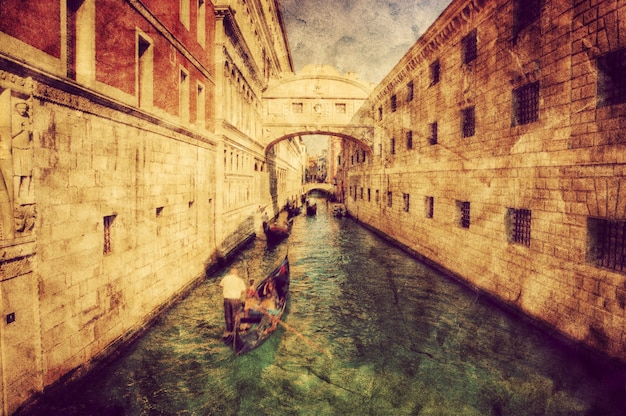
<box><xmin>26</xmin><ymin>197</ymin><xmax>626</xmax><ymax>415</ymax></box>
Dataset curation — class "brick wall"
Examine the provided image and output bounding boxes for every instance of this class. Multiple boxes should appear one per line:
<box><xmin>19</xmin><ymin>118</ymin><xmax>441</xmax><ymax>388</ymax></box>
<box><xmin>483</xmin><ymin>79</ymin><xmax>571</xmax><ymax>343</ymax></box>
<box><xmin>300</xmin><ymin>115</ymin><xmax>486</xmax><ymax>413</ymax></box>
<box><xmin>344</xmin><ymin>0</ymin><xmax>626</xmax><ymax>362</ymax></box>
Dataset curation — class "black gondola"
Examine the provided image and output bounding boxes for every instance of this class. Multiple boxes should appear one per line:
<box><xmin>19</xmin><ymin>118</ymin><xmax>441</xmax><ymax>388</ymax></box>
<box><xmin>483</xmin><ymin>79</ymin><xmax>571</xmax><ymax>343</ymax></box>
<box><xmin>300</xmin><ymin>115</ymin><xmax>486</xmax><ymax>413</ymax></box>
<box><xmin>224</xmin><ymin>255</ymin><xmax>290</xmax><ymax>354</ymax></box>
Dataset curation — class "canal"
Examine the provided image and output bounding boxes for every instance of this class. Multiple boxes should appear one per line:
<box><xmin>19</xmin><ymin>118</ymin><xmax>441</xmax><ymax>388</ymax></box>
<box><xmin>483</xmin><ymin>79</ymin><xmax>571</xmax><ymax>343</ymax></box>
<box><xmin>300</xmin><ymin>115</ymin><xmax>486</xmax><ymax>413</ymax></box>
<box><xmin>25</xmin><ymin>197</ymin><xmax>626</xmax><ymax>415</ymax></box>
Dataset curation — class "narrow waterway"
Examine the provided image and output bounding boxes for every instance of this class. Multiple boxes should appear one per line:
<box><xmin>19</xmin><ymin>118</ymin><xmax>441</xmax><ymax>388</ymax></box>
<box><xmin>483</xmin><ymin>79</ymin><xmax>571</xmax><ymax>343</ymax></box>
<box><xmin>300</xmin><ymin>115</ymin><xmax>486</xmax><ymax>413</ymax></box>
<box><xmin>26</xmin><ymin>197</ymin><xmax>626</xmax><ymax>415</ymax></box>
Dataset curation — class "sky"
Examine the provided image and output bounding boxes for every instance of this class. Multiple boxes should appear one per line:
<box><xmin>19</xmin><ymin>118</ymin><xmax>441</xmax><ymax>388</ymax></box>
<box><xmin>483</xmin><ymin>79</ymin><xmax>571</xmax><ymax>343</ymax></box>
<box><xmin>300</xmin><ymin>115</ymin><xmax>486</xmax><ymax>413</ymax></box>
<box><xmin>280</xmin><ymin>0</ymin><xmax>454</xmax><ymax>85</ymax></box>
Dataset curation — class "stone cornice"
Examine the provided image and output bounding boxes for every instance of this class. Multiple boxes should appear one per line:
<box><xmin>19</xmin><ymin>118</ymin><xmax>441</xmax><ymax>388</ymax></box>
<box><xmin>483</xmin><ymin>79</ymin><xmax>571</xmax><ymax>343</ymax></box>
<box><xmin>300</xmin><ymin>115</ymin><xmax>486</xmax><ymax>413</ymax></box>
<box><xmin>372</xmin><ymin>0</ymin><xmax>486</xmax><ymax>102</ymax></box>
<box><xmin>126</xmin><ymin>0</ymin><xmax>215</xmax><ymax>86</ymax></box>
<box><xmin>215</xmin><ymin>5</ymin><xmax>263</xmax><ymax>88</ymax></box>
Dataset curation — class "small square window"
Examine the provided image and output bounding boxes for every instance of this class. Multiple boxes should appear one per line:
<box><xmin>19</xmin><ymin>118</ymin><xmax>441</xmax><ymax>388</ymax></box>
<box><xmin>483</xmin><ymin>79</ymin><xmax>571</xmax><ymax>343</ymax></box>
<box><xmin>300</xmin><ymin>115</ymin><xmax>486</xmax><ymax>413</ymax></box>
<box><xmin>429</xmin><ymin>122</ymin><xmax>438</xmax><ymax>145</ymax></box>
<box><xmin>425</xmin><ymin>196</ymin><xmax>434</xmax><ymax>219</ymax></box>
<box><xmin>462</xmin><ymin>107</ymin><xmax>475</xmax><ymax>138</ymax></box>
<box><xmin>462</xmin><ymin>30</ymin><xmax>477</xmax><ymax>64</ymax></box>
<box><xmin>335</xmin><ymin>103</ymin><xmax>347</xmax><ymax>113</ymax></box>
<box><xmin>430</xmin><ymin>60</ymin><xmax>440</xmax><ymax>86</ymax></box>
<box><xmin>457</xmin><ymin>201</ymin><xmax>470</xmax><ymax>228</ymax></box>
<box><xmin>292</xmin><ymin>102</ymin><xmax>303</xmax><ymax>113</ymax></box>
<box><xmin>513</xmin><ymin>0</ymin><xmax>540</xmax><ymax>38</ymax></box>
<box><xmin>506</xmin><ymin>208</ymin><xmax>531</xmax><ymax>246</ymax></box>
<box><xmin>597</xmin><ymin>48</ymin><xmax>626</xmax><ymax>107</ymax></box>
<box><xmin>407</xmin><ymin>81</ymin><xmax>414</xmax><ymax>102</ymax></box>
<box><xmin>512</xmin><ymin>82</ymin><xmax>539</xmax><ymax>125</ymax></box>
<box><xmin>588</xmin><ymin>218</ymin><xmax>626</xmax><ymax>273</ymax></box>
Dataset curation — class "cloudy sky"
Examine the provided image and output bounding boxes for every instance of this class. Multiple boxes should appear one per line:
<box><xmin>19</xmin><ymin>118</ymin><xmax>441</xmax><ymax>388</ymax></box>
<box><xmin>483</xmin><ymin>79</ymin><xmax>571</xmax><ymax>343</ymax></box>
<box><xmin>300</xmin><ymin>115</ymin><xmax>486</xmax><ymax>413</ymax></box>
<box><xmin>280</xmin><ymin>0</ymin><xmax>453</xmax><ymax>84</ymax></box>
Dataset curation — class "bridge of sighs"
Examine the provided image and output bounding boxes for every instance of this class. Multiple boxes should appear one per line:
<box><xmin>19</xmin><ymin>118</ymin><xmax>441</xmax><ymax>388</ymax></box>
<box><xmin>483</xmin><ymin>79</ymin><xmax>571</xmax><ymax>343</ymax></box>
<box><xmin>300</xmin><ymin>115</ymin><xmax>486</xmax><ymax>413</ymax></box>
<box><xmin>262</xmin><ymin>65</ymin><xmax>375</xmax><ymax>154</ymax></box>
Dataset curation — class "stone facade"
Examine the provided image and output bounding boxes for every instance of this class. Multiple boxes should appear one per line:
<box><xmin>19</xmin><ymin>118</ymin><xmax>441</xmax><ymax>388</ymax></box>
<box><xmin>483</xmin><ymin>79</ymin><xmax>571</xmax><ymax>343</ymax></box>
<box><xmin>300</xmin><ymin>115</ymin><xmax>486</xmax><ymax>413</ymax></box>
<box><xmin>342</xmin><ymin>0</ymin><xmax>626</xmax><ymax>362</ymax></box>
<box><xmin>0</xmin><ymin>1</ymin><xmax>303</xmax><ymax>414</ymax></box>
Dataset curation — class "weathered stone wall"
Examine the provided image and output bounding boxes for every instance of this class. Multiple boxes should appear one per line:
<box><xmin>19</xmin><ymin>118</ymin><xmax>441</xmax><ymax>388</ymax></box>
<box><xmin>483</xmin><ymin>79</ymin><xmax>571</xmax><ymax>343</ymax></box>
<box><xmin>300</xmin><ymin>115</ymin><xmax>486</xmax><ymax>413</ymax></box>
<box><xmin>344</xmin><ymin>0</ymin><xmax>626</xmax><ymax>362</ymax></box>
<box><xmin>32</xmin><ymin>81</ymin><xmax>219</xmax><ymax>389</ymax></box>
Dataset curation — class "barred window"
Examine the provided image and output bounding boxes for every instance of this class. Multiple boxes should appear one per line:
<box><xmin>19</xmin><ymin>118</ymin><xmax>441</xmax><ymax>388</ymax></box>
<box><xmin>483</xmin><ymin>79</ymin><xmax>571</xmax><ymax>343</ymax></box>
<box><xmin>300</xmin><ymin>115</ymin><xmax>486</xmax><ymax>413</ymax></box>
<box><xmin>513</xmin><ymin>82</ymin><xmax>539</xmax><ymax>125</ymax></box>
<box><xmin>462</xmin><ymin>107</ymin><xmax>475</xmax><ymax>138</ymax></box>
<box><xmin>403</xmin><ymin>193</ymin><xmax>410</xmax><ymax>212</ymax></box>
<box><xmin>462</xmin><ymin>30</ymin><xmax>477</xmax><ymax>64</ymax></box>
<box><xmin>407</xmin><ymin>81</ymin><xmax>414</xmax><ymax>102</ymax></box>
<box><xmin>391</xmin><ymin>94</ymin><xmax>397</xmax><ymax>112</ymax></box>
<box><xmin>597</xmin><ymin>48</ymin><xmax>626</xmax><ymax>107</ymax></box>
<box><xmin>588</xmin><ymin>218</ymin><xmax>626</xmax><ymax>274</ymax></box>
<box><xmin>103</xmin><ymin>214</ymin><xmax>116</xmax><ymax>254</ymax></box>
<box><xmin>458</xmin><ymin>201</ymin><xmax>470</xmax><ymax>228</ymax></box>
<box><xmin>429</xmin><ymin>122</ymin><xmax>438</xmax><ymax>145</ymax></box>
<box><xmin>507</xmin><ymin>208</ymin><xmax>531</xmax><ymax>246</ymax></box>
<box><xmin>513</xmin><ymin>0</ymin><xmax>540</xmax><ymax>38</ymax></box>
<box><xmin>425</xmin><ymin>196</ymin><xmax>434</xmax><ymax>219</ymax></box>
<box><xmin>430</xmin><ymin>60</ymin><xmax>440</xmax><ymax>86</ymax></box>
<box><xmin>406</xmin><ymin>130</ymin><xmax>413</xmax><ymax>149</ymax></box>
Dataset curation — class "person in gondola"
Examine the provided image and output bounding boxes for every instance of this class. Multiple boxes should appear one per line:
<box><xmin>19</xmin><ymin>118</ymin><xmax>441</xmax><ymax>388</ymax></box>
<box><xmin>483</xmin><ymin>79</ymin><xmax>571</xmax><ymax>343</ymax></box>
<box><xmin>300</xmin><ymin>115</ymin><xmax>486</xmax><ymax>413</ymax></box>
<box><xmin>260</xmin><ymin>279</ymin><xmax>280</xmax><ymax>334</ymax></box>
<box><xmin>243</xmin><ymin>279</ymin><xmax>259</xmax><ymax>318</ymax></box>
<box><xmin>219</xmin><ymin>267</ymin><xmax>247</xmax><ymax>337</ymax></box>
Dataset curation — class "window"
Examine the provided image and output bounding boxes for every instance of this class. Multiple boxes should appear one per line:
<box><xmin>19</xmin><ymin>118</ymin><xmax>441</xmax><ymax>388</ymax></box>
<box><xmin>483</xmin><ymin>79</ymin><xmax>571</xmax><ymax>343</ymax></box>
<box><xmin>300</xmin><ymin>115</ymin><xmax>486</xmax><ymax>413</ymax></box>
<box><xmin>403</xmin><ymin>193</ymin><xmax>410</xmax><ymax>212</ymax></box>
<box><xmin>103</xmin><ymin>214</ymin><xmax>116</xmax><ymax>254</ymax></box>
<box><xmin>197</xmin><ymin>0</ymin><xmax>206</xmax><ymax>47</ymax></box>
<box><xmin>378</xmin><ymin>106</ymin><xmax>383</xmax><ymax>120</ymax></box>
<box><xmin>406</xmin><ymin>131</ymin><xmax>413</xmax><ymax>150</ymax></box>
<box><xmin>360</xmin><ymin>187</ymin><xmax>364</xmax><ymax>199</ymax></box>
<box><xmin>507</xmin><ymin>208</ymin><xmax>531</xmax><ymax>246</ymax></box>
<box><xmin>407</xmin><ymin>81</ymin><xmax>414</xmax><ymax>102</ymax></box>
<box><xmin>462</xmin><ymin>107</ymin><xmax>475</xmax><ymax>138</ymax></box>
<box><xmin>390</xmin><ymin>138</ymin><xmax>395</xmax><ymax>155</ymax></box>
<box><xmin>588</xmin><ymin>218</ymin><xmax>626</xmax><ymax>273</ymax></box>
<box><xmin>367</xmin><ymin>188</ymin><xmax>371</xmax><ymax>202</ymax></box>
<box><xmin>458</xmin><ymin>201</ymin><xmax>470</xmax><ymax>228</ymax></box>
<box><xmin>429</xmin><ymin>122</ymin><xmax>438</xmax><ymax>145</ymax></box>
<box><xmin>391</xmin><ymin>95</ymin><xmax>397</xmax><ymax>112</ymax></box>
<box><xmin>292</xmin><ymin>102</ymin><xmax>303</xmax><ymax>113</ymax></box>
<box><xmin>180</xmin><ymin>0</ymin><xmax>190</xmax><ymax>29</ymax></box>
<box><xmin>425</xmin><ymin>196</ymin><xmax>434</xmax><ymax>219</ymax></box>
<box><xmin>513</xmin><ymin>0</ymin><xmax>540</xmax><ymax>38</ymax></box>
<box><xmin>137</xmin><ymin>33</ymin><xmax>153</xmax><ymax>109</ymax></box>
<box><xmin>597</xmin><ymin>48</ymin><xmax>626</xmax><ymax>107</ymax></box>
<box><xmin>375</xmin><ymin>189</ymin><xmax>380</xmax><ymax>203</ymax></box>
<box><xmin>513</xmin><ymin>82</ymin><xmax>539</xmax><ymax>125</ymax></box>
<box><xmin>335</xmin><ymin>103</ymin><xmax>346</xmax><ymax>113</ymax></box>
<box><xmin>462</xmin><ymin>30</ymin><xmax>477</xmax><ymax>64</ymax></box>
<box><xmin>179</xmin><ymin>68</ymin><xmax>190</xmax><ymax>123</ymax></box>
<box><xmin>196</xmin><ymin>82</ymin><xmax>205</xmax><ymax>129</ymax></box>
<box><xmin>430</xmin><ymin>60</ymin><xmax>440</xmax><ymax>86</ymax></box>
<box><xmin>387</xmin><ymin>191</ymin><xmax>393</xmax><ymax>207</ymax></box>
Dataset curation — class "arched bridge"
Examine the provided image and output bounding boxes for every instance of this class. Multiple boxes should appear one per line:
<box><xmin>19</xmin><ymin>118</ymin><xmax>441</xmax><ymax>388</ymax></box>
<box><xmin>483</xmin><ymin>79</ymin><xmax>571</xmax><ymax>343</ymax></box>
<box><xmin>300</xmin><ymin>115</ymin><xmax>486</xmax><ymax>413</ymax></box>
<box><xmin>263</xmin><ymin>65</ymin><xmax>374</xmax><ymax>153</ymax></box>
<box><xmin>303</xmin><ymin>182</ymin><xmax>335</xmax><ymax>195</ymax></box>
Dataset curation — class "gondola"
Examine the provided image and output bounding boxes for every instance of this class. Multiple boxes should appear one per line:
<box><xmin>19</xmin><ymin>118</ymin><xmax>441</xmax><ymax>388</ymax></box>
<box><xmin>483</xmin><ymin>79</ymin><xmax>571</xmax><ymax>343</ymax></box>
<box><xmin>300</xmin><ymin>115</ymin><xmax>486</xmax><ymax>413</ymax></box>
<box><xmin>263</xmin><ymin>218</ymin><xmax>292</xmax><ymax>243</ymax></box>
<box><xmin>224</xmin><ymin>255</ymin><xmax>290</xmax><ymax>354</ymax></box>
<box><xmin>306</xmin><ymin>201</ymin><xmax>317</xmax><ymax>216</ymax></box>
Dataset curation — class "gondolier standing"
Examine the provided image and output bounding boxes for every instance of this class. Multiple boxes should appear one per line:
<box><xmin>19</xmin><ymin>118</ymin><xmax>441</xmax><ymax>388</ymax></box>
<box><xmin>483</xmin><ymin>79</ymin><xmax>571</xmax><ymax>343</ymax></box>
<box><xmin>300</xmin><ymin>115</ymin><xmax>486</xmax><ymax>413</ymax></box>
<box><xmin>219</xmin><ymin>267</ymin><xmax>246</xmax><ymax>337</ymax></box>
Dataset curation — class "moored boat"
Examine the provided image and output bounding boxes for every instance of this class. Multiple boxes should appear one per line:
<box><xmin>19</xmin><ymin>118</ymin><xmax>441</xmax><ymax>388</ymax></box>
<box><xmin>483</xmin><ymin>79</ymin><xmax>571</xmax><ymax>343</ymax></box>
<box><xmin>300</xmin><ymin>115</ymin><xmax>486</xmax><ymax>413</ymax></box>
<box><xmin>225</xmin><ymin>255</ymin><xmax>290</xmax><ymax>354</ymax></box>
<box><xmin>263</xmin><ymin>218</ymin><xmax>292</xmax><ymax>243</ymax></box>
<box><xmin>332</xmin><ymin>203</ymin><xmax>346</xmax><ymax>217</ymax></box>
<box><xmin>306</xmin><ymin>201</ymin><xmax>317</xmax><ymax>216</ymax></box>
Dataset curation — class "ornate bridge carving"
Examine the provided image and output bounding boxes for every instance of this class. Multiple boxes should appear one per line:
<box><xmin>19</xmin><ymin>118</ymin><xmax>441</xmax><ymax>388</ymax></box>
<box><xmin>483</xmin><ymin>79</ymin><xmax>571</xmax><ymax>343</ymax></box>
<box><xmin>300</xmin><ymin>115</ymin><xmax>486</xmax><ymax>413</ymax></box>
<box><xmin>262</xmin><ymin>65</ymin><xmax>374</xmax><ymax>153</ymax></box>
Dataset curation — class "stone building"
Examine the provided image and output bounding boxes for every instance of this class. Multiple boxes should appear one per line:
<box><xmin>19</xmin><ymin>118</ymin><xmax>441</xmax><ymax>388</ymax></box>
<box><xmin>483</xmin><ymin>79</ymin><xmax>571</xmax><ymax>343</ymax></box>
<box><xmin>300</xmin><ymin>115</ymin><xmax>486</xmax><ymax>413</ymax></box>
<box><xmin>0</xmin><ymin>1</ymin><xmax>303</xmax><ymax>414</ymax></box>
<box><xmin>342</xmin><ymin>0</ymin><xmax>626</xmax><ymax>362</ymax></box>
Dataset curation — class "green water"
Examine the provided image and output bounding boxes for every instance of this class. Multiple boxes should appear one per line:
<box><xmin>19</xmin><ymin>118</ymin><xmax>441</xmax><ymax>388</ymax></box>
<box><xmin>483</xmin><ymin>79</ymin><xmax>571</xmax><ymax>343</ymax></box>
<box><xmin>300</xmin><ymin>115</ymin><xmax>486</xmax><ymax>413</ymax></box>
<box><xmin>25</xmin><ymin>199</ymin><xmax>626</xmax><ymax>415</ymax></box>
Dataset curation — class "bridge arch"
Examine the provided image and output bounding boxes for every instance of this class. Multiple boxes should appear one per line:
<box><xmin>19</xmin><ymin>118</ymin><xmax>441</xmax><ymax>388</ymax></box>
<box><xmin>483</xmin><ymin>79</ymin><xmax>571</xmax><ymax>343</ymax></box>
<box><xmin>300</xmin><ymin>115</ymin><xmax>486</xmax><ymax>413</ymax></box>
<box><xmin>262</xmin><ymin>65</ymin><xmax>374</xmax><ymax>154</ymax></box>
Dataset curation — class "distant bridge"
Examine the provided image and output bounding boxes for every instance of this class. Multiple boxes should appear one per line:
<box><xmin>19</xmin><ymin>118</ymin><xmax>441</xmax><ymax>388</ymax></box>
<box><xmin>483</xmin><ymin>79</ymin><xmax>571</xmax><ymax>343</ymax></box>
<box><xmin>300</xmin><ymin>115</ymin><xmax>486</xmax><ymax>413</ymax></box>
<box><xmin>303</xmin><ymin>182</ymin><xmax>335</xmax><ymax>195</ymax></box>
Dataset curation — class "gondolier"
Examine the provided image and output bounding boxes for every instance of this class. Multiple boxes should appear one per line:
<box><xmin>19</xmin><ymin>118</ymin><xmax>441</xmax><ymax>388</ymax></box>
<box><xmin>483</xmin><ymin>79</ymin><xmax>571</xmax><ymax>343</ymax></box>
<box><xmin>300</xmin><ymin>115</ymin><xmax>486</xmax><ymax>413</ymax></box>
<box><xmin>219</xmin><ymin>267</ymin><xmax>247</xmax><ymax>337</ymax></box>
